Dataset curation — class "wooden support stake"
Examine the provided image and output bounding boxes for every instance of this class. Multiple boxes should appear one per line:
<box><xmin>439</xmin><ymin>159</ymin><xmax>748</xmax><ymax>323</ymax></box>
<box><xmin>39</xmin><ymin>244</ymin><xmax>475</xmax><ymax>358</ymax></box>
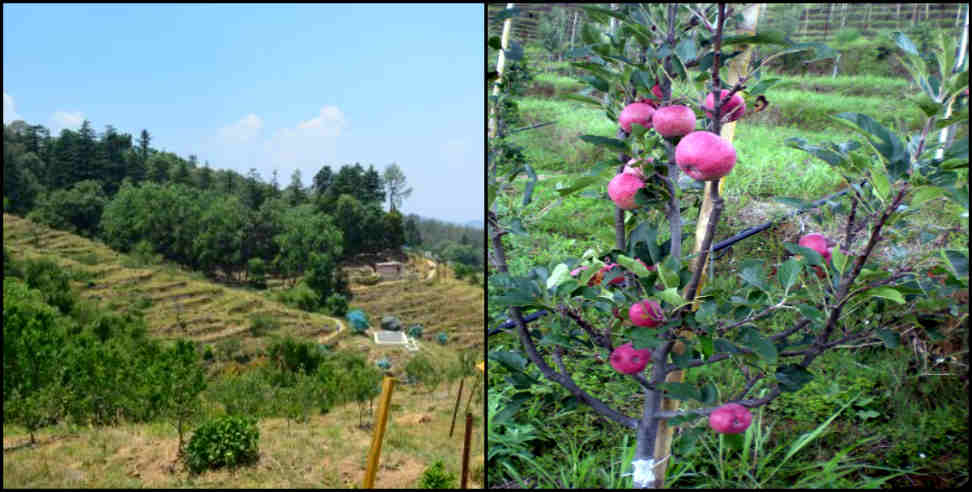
<box><xmin>362</xmin><ymin>376</ymin><xmax>395</xmax><ymax>489</ymax></box>
<box><xmin>488</xmin><ymin>3</ymin><xmax>516</xmax><ymax>139</ymax></box>
<box><xmin>450</xmin><ymin>377</ymin><xmax>465</xmax><ymax>437</ymax></box>
<box><xmin>460</xmin><ymin>412</ymin><xmax>473</xmax><ymax>489</ymax></box>
<box><xmin>653</xmin><ymin>5</ymin><xmax>763</xmax><ymax>488</ymax></box>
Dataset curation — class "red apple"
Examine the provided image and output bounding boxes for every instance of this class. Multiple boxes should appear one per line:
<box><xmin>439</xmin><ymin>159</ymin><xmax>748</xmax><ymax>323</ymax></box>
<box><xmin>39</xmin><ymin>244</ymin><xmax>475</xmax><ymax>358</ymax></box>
<box><xmin>619</xmin><ymin>101</ymin><xmax>656</xmax><ymax>132</ymax></box>
<box><xmin>598</xmin><ymin>263</ymin><xmax>626</xmax><ymax>286</ymax></box>
<box><xmin>799</xmin><ymin>233</ymin><xmax>832</xmax><ymax>262</ymax></box>
<box><xmin>703</xmin><ymin>89</ymin><xmax>746</xmax><ymax>122</ymax></box>
<box><xmin>709</xmin><ymin>403</ymin><xmax>752</xmax><ymax>434</ymax></box>
<box><xmin>609</xmin><ymin>342</ymin><xmax>652</xmax><ymax>374</ymax></box>
<box><xmin>653</xmin><ymin>105</ymin><xmax>697</xmax><ymax>138</ymax></box>
<box><xmin>675</xmin><ymin>131</ymin><xmax>737</xmax><ymax>181</ymax></box>
<box><xmin>608</xmin><ymin>172</ymin><xmax>646</xmax><ymax>210</ymax></box>
<box><xmin>629</xmin><ymin>299</ymin><xmax>664</xmax><ymax>328</ymax></box>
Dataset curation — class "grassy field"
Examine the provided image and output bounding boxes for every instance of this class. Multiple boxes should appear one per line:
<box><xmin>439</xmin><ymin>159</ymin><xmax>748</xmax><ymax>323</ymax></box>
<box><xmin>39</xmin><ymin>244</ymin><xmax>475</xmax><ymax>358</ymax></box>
<box><xmin>3</xmin><ymin>212</ymin><xmax>486</xmax><ymax>488</ymax></box>
<box><xmin>488</xmin><ymin>38</ymin><xmax>968</xmax><ymax>488</ymax></box>
<box><xmin>3</xmin><ymin>382</ymin><xmax>485</xmax><ymax>488</ymax></box>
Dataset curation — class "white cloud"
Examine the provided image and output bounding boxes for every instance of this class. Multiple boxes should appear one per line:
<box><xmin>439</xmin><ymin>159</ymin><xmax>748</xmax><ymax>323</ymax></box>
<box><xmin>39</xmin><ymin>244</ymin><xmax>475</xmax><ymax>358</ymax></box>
<box><xmin>3</xmin><ymin>92</ymin><xmax>22</xmax><ymax>124</ymax></box>
<box><xmin>200</xmin><ymin>106</ymin><xmax>347</xmax><ymax>180</ymax></box>
<box><xmin>218</xmin><ymin>113</ymin><xmax>263</xmax><ymax>142</ymax></box>
<box><xmin>51</xmin><ymin>110</ymin><xmax>84</xmax><ymax>131</ymax></box>
<box><xmin>294</xmin><ymin>106</ymin><xmax>347</xmax><ymax>137</ymax></box>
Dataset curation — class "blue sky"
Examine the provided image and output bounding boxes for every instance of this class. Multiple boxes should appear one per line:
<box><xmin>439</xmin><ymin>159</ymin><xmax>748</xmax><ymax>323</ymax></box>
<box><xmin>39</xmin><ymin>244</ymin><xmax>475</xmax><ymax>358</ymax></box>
<box><xmin>3</xmin><ymin>3</ymin><xmax>484</xmax><ymax>225</ymax></box>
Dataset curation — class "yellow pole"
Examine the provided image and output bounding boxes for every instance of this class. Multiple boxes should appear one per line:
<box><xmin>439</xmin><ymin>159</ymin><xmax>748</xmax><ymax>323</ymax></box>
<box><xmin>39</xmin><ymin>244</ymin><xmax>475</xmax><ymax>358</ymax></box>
<box><xmin>653</xmin><ymin>5</ymin><xmax>763</xmax><ymax>486</ymax></box>
<box><xmin>362</xmin><ymin>376</ymin><xmax>396</xmax><ymax>489</ymax></box>
<box><xmin>488</xmin><ymin>3</ymin><xmax>516</xmax><ymax>139</ymax></box>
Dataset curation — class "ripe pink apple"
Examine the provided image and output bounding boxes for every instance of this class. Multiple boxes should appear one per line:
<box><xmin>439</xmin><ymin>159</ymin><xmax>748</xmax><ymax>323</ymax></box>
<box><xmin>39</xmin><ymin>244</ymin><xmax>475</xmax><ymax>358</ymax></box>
<box><xmin>608</xmin><ymin>172</ymin><xmax>646</xmax><ymax>210</ymax></box>
<box><xmin>709</xmin><ymin>403</ymin><xmax>752</xmax><ymax>434</ymax></box>
<box><xmin>799</xmin><ymin>233</ymin><xmax>832</xmax><ymax>262</ymax></box>
<box><xmin>629</xmin><ymin>299</ymin><xmax>664</xmax><ymax>327</ymax></box>
<box><xmin>619</xmin><ymin>101</ymin><xmax>656</xmax><ymax>132</ymax></box>
<box><xmin>703</xmin><ymin>89</ymin><xmax>746</xmax><ymax>122</ymax></box>
<box><xmin>653</xmin><ymin>105</ymin><xmax>697</xmax><ymax>138</ymax></box>
<box><xmin>675</xmin><ymin>131</ymin><xmax>737</xmax><ymax>181</ymax></box>
<box><xmin>609</xmin><ymin>342</ymin><xmax>652</xmax><ymax>374</ymax></box>
<box><xmin>598</xmin><ymin>263</ymin><xmax>625</xmax><ymax>285</ymax></box>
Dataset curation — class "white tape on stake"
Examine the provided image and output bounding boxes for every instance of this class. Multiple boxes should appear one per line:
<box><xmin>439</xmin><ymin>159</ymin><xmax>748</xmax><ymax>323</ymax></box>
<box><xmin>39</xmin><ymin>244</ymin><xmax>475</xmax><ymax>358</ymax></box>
<box><xmin>631</xmin><ymin>459</ymin><xmax>655</xmax><ymax>487</ymax></box>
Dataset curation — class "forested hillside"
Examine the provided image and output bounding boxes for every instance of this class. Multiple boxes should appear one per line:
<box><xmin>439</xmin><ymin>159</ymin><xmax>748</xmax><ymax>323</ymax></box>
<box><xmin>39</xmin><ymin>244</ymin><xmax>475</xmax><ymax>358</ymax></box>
<box><xmin>3</xmin><ymin>119</ymin><xmax>483</xmax><ymax>312</ymax></box>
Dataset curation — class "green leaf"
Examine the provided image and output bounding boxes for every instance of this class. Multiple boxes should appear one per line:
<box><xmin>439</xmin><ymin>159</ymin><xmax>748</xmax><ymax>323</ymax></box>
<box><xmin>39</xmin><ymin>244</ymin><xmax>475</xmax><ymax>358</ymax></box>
<box><xmin>941</xmin><ymin>249</ymin><xmax>969</xmax><ymax>280</ymax></box>
<box><xmin>562</xmin><ymin>93</ymin><xmax>603</xmax><ymax>106</ymax></box>
<box><xmin>871</xmin><ymin>170</ymin><xmax>890</xmax><ymax>203</ymax></box>
<box><xmin>714</xmin><ymin>338</ymin><xmax>741</xmax><ymax>355</ymax></box>
<box><xmin>658</xmin><ymin>382</ymin><xmax>702</xmax><ymax>402</ymax></box>
<box><xmin>522</xmin><ymin>164</ymin><xmax>537</xmax><ymax>206</ymax></box>
<box><xmin>776</xmin><ymin>364</ymin><xmax>813</xmax><ymax>392</ymax></box>
<box><xmin>675</xmin><ymin>38</ymin><xmax>697</xmax><ymax>63</ymax></box>
<box><xmin>579</xmin><ymin>135</ymin><xmax>629</xmax><ymax>153</ymax></box>
<box><xmin>630</xmin><ymin>327</ymin><xmax>664</xmax><ymax>350</ymax></box>
<box><xmin>546</xmin><ymin>263</ymin><xmax>571</xmax><ymax>290</ymax></box>
<box><xmin>748</xmin><ymin>77</ymin><xmax>786</xmax><ymax>96</ymax></box>
<box><xmin>739</xmin><ymin>261</ymin><xmax>768</xmax><ymax>291</ymax></box>
<box><xmin>875</xmin><ymin>328</ymin><xmax>900</xmax><ymax>349</ymax></box>
<box><xmin>657</xmin><ymin>287</ymin><xmax>684</xmax><ymax>308</ymax></box>
<box><xmin>694</xmin><ymin>301</ymin><xmax>718</xmax><ymax>324</ymax></box>
<box><xmin>492</xmin><ymin>7</ymin><xmax>522</xmax><ymax>23</ymax></box>
<box><xmin>504</xmin><ymin>41</ymin><xmax>524</xmax><ymax>62</ymax></box>
<box><xmin>778</xmin><ymin>259</ymin><xmax>802</xmax><ymax>291</ymax></box>
<box><xmin>487</xmin><ymin>183</ymin><xmax>497</xmax><ymax>210</ymax></box>
<box><xmin>831</xmin><ymin>248</ymin><xmax>849</xmax><ymax>276</ymax></box>
<box><xmin>722</xmin><ymin>30</ymin><xmax>788</xmax><ymax>47</ymax></box>
<box><xmin>859</xmin><ymin>287</ymin><xmax>906</xmax><ymax>305</ymax></box>
<box><xmin>700</xmin><ymin>382</ymin><xmax>718</xmax><ymax>405</ymax></box>
<box><xmin>555</xmin><ymin>176</ymin><xmax>600</xmax><ymax>197</ymax></box>
<box><xmin>784</xmin><ymin>137</ymin><xmax>847</xmax><ymax>167</ymax></box>
<box><xmin>909</xmin><ymin>92</ymin><xmax>941</xmax><ymax>118</ymax></box>
<box><xmin>488</xmin><ymin>36</ymin><xmax>502</xmax><ymax>51</ymax></box>
<box><xmin>699</xmin><ymin>335</ymin><xmax>714</xmax><ymax>359</ymax></box>
<box><xmin>911</xmin><ymin>186</ymin><xmax>945</xmax><ymax>206</ymax></box>
<box><xmin>657</xmin><ymin>261</ymin><xmax>680</xmax><ymax>290</ymax></box>
<box><xmin>891</xmin><ymin>32</ymin><xmax>919</xmax><ymax>56</ymax></box>
<box><xmin>785</xmin><ymin>243</ymin><xmax>824</xmax><ymax>267</ymax></box>
<box><xmin>740</xmin><ymin>326</ymin><xmax>778</xmax><ymax>363</ymax></box>
<box><xmin>796</xmin><ymin>304</ymin><xmax>825</xmax><ymax>326</ymax></box>
<box><xmin>578</xmin><ymin>74</ymin><xmax>609</xmax><ymax>92</ymax></box>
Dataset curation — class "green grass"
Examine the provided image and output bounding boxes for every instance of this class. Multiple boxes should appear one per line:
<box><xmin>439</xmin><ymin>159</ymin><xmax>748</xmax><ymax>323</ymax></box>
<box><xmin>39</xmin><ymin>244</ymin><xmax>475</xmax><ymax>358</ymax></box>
<box><xmin>490</xmin><ymin>38</ymin><xmax>968</xmax><ymax>489</ymax></box>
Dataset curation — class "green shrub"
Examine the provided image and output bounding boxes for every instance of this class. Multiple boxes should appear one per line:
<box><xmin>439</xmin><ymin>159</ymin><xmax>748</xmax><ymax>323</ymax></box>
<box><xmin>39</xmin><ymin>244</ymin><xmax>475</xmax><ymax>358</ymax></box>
<box><xmin>267</xmin><ymin>336</ymin><xmax>324</xmax><ymax>375</ymax></box>
<box><xmin>405</xmin><ymin>354</ymin><xmax>442</xmax><ymax>393</ymax></box>
<box><xmin>417</xmin><ymin>460</ymin><xmax>457</xmax><ymax>489</ymax></box>
<box><xmin>249</xmin><ymin>314</ymin><xmax>278</xmax><ymax>337</ymax></box>
<box><xmin>184</xmin><ymin>415</ymin><xmax>259</xmax><ymax>474</ymax></box>
<box><xmin>275</xmin><ymin>282</ymin><xmax>319</xmax><ymax>312</ymax></box>
<box><xmin>21</xmin><ymin>257</ymin><xmax>76</xmax><ymax>315</ymax></box>
<box><xmin>203</xmin><ymin>345</ymin><xmax>214</xmax><ymax>361</ymax></box>
<box><xmin>834</xmin><ymin>28</ymin><xmax>861</xmax><ymax>44</ymax></box>
<box><xmin>247</xmin><ymin>258</ymin><xmax>267</xmax><ymax>289</ymax></box>
<box><xmin>325</xmin><ymin>293</ymin><xmax>348</xmax><ymax>317</ymax></box>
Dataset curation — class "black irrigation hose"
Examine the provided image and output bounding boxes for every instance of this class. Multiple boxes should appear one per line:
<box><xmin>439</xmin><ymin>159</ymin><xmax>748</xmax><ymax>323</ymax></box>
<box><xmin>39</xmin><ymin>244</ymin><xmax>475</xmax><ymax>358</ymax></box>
<box><xmin>488</xmin><ymin>184</ymin><xmax>859</xmax><ymax>338</ymax></box>
<box><xmin>508</xmin><ymin>121</ymin><xmax>556</xmax><ymax>134</ymax></box>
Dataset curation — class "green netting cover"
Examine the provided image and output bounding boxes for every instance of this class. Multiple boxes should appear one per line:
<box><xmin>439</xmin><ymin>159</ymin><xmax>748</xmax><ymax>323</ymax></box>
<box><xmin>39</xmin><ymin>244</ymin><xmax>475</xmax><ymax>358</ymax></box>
<box><xmin>347</xmin><ymin>310</ymin><xmax>369</xmax><ymax>331</ymax></box>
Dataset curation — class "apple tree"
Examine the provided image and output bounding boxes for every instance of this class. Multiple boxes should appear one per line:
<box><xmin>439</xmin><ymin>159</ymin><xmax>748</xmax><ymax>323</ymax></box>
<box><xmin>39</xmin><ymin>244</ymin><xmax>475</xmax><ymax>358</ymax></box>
<box><xmin>488</xmin><ymin>4</ymin><xmax>967</xmax><ymax>489</ymax></box>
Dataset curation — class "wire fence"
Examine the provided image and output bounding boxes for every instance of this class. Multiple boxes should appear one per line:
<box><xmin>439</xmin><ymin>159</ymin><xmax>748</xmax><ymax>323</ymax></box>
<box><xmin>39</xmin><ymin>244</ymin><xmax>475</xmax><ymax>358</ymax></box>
<box><xmin>488</xmin><ymin>3</ymin><xmax>967</xmax><ymax>49</ymax></box>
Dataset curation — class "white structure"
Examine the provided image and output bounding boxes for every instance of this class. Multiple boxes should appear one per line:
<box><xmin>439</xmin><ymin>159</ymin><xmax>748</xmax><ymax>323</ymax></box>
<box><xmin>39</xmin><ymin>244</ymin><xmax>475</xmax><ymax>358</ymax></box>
<box><xmin>373</xmin><ymin>330</ymin><xmax>419</xmax><ymax>352</ymax></box>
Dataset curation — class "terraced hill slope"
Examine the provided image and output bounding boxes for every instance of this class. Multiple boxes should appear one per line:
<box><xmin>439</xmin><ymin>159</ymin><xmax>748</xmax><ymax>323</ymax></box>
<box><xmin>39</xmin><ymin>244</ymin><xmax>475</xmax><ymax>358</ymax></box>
<box><xmin>3</xmin><ymin>213</ymin><xmax>342</xmax><ymax>354</ymax></box>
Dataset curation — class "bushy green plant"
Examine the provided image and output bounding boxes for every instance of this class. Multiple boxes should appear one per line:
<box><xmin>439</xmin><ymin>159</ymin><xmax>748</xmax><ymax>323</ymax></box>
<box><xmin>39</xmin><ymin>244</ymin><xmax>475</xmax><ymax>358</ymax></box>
<box><xmin>267</xmin><ymin>336</ymin><xmax>324</xmax><ymax>375</ymax></box>
<box><xmin>417</xmin><ymin>460</ymin><xmax>457</xmax><ymax>489</ymax></box>
<box><xmin>325</xmin><ymin>293</ymin><xmax>348</xmax><ymax>317</ymax></box>
<box><xmin>248</xmin><ymin>313</ymin><xmax>278</xmax><ymax>337</ymax></box>
<box><xmin>274</xmin><ymin>282</ymin><xmax>320</xmax><ymax>312</ymax></box>
<box><xmin>247</xmin><ymin>257</ymin><xmax>267</xmax><ymax>289</ymax></box>
<box><xmin>405</xmin><ymin>354</ymin><xmax>442</xmax><ymax>393</ymax></box>
<box><xmin>21</xmin><ymin>257</ymin><xmax>76</xmax><ymax>315</ymax></box>
<box><xmin>184</xmin><ymin>415</ymin><xmax>259</xmax><ymax>474</ymax></box>
<box><xmin>834</xmin><ymin>28</ymin><xmax>861</xmax><ymax>45</ymax></box>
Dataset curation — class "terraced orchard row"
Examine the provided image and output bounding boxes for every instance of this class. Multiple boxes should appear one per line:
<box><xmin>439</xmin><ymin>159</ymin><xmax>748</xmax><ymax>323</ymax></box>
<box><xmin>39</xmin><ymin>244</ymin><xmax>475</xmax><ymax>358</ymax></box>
<box><xmin>3</xmin><ymin>213</ymin><xmax>340</xmax><ymax>347</ymax></box>
<box><xmin>349</xmin><ymin>263</ymin><xmax>485</xmax><ymax>351</ymax></box>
